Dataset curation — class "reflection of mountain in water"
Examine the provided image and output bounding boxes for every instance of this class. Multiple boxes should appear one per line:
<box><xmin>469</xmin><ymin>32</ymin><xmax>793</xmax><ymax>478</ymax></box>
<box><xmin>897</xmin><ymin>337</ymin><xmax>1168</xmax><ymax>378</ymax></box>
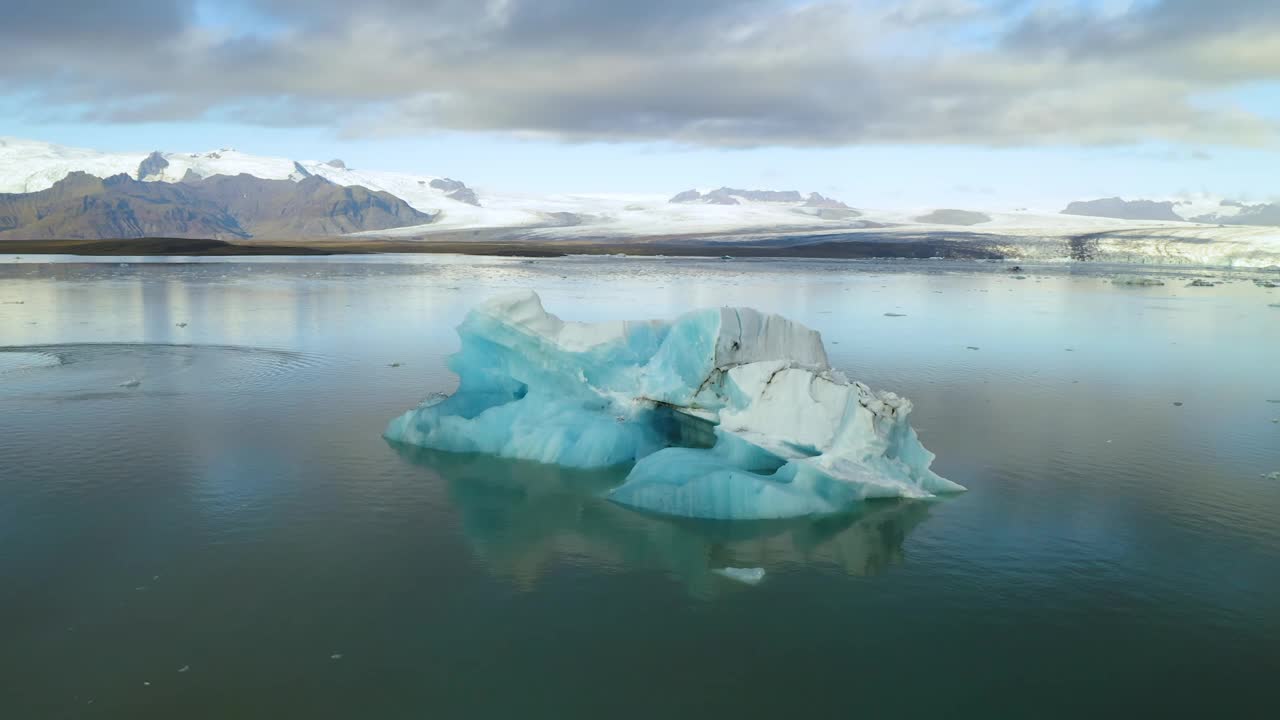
<box><xmin>389</xmin><ymin>443</ymin><xmax>935</xmax><ymax>597</ymax></box>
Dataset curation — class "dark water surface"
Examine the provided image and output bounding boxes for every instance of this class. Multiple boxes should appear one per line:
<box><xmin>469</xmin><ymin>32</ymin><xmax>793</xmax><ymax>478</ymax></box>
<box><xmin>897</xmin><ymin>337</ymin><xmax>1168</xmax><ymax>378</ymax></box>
<box><xmin>2</xmin><ymin>257</ymin><xmax>1279</xmax><ymax>718</ymax></box>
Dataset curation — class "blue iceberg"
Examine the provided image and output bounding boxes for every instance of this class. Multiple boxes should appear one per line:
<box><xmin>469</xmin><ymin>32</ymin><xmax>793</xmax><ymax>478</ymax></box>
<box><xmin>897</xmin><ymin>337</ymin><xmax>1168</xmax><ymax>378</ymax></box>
<box><xmin>385</xmin><ymin>291</ymin><xmax>963</xmax><ymax>520</ymax></box>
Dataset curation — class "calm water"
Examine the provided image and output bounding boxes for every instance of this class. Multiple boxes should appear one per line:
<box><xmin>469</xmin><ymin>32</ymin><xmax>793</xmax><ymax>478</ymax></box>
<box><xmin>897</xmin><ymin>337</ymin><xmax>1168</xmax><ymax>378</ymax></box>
<box><xmin>2</xmin><ymin>257</ymin><xmax>1278</xmax><ymax>718</ymax></box>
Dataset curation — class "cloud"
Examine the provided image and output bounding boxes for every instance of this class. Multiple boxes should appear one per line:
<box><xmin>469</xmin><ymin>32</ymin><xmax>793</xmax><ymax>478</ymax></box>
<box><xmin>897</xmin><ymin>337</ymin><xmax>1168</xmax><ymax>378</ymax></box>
<box><xmin>884</xmin><ymin>0</ymin><xmax>985</xmax><ymax>26</ymax></box>
<box><xmin>2</xmin><ymin>0</ymin><xmax>192</xmax><ymax>43</ymax></box>
<box><xmin>2</xmin><ymin>0</ymin><xmax>1277</xmax><ymax>148</ymax></box>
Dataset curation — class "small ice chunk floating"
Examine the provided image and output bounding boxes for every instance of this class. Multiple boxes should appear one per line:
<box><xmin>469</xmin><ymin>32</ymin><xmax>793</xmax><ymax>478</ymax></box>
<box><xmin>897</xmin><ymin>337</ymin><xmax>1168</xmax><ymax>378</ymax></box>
<box><xmin>385</xmin><ymin>291</ymin><xmax>963</xmax><ymax>520</ymax></box>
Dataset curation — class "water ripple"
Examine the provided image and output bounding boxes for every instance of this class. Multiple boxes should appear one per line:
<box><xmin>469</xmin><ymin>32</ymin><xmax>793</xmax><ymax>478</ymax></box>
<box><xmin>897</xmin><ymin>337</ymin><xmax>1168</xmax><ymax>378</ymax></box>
<box><xmin>0</xmin><ymin>342</ymin><xmax>330</xmax><ymax>395</ymax></box>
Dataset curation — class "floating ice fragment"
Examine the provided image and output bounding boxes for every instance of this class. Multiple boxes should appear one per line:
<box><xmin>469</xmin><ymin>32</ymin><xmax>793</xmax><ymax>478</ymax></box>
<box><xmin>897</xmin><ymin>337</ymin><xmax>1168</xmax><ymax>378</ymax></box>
<box><xmin>385</xmin><ymin>291</ymin><xmax>963</xmax><ymax>520</ymax></box>
<box><xmin>1111</xmin><ymin>275</ymin><xmax>1164</xmax><ymax>286</ymax></box>
<box><xmin>1262</xmin><ymin>472</ymin><xmax>1279</xmax><ymax>481</ymax></box>
<box><xmin>712</xmin><ymin>567</ymin><xmax>766</xmax><ymax>585</ymax></box>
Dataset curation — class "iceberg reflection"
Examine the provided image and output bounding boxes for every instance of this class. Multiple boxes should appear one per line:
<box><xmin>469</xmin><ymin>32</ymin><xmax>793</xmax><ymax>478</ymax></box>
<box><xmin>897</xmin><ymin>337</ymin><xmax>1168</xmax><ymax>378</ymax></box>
<box><xmin>390</xmin><ymin>442</ymin><xmax>935</xmax><ymax>596</ymax></box>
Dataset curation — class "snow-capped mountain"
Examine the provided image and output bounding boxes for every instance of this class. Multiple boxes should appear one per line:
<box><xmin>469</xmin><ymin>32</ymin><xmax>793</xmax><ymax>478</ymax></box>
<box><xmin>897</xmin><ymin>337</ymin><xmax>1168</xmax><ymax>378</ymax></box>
<box><xmin>2</xmin><ymin>136</ymin><xmax>1278</xmax><ymax>267</ymax></box>
<box><xmin>0</xmin><ymin>136</ymin><xmax>503</xmax><ymax>228</ymax></box>
<box><xmin>0</xmin><ymin>170</ymin><xmax>432</xmax><ymax>241</ymax></box>
<box><xmin>1058</xmin><ymin>194</ymin><xmax>1280</xmax><ymax>226</ymax></box>
<box><xmin>0</xmin><ymin>137</ymin><xmax>886</xmax><ymax>237</ymax></box>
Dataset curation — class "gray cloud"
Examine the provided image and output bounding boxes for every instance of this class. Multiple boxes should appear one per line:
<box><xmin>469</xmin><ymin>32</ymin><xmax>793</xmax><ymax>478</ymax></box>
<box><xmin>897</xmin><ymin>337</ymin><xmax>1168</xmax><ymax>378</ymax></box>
<box><xmin>2</xmin><ymin>0</ymin><xmax>1278</xmax><ymax>148</ymax></box>
<box><xmin>884</xmin><ymin>0</ymin><xmax>986</xmax><ymax>26</ymax></box>
<box><xmin>2</xmin><ymin>0</ymin><xmax>192</xmax><ymax>42</ymax></box>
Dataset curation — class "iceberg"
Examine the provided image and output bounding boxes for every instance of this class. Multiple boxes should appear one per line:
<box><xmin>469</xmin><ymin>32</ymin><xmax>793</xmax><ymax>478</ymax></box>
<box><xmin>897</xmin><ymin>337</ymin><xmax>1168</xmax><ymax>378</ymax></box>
<box><xmin>1111</xmin><ymin>274</ymin><xmax>1166</xmax><ymax>286</ymax></box>
<box><xmin>385</xmin><ymin>291</ymin><xmax>963</xmax><ymax>520</ymax></box>
<box><xmin>712</xmin><ymin>567</ymin><xmax>767</xmax><ymax>585</ymax></box>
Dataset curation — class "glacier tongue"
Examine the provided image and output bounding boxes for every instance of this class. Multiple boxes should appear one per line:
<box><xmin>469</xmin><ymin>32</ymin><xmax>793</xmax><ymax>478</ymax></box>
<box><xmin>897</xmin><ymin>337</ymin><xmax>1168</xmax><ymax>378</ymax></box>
<box><xmin>385</xmin><ymin>291</ymin><xmax>963</xmax><ymax>519</ymax></box>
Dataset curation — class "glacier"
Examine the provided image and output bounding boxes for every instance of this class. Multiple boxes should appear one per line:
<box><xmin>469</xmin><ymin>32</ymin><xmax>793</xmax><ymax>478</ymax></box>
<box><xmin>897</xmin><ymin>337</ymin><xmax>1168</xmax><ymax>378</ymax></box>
<box><xmin>385</xmin><ymin>291</ymin><xmax>964</xmax><ymax>520</ymax></box>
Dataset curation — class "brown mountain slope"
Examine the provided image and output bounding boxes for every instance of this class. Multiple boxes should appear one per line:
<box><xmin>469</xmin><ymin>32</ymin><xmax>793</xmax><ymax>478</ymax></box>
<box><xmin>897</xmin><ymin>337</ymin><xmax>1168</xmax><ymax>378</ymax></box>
<box><xmin>0</xmin><ymin>172</ymin><xmax>434</xmax><ymax>240</ymax></box>
<box><xmin>191</xmin><ymin>174</ymin><xmax>434</xmax><ymax>236</ymax></box>
<box><xmin>0</xmin><ymin>172</ymin><xmax>246</xmax><ymax>240</ymax></box>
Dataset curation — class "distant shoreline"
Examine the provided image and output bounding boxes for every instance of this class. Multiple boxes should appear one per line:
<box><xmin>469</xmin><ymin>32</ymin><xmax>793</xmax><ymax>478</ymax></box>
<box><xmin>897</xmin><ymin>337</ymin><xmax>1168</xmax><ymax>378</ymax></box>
<box><xmin>0</xmin><ymin>235</ymin><xmax>1006</xmax><ymax>260</ymax></box>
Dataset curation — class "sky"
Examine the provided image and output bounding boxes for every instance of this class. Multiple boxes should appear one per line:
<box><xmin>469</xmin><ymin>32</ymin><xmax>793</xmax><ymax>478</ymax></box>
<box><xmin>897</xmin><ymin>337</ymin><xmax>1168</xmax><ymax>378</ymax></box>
<box><xmin>2</xmin><ymin>0</ymin><xmax>1279</xmax><ymax>208</ymax></box>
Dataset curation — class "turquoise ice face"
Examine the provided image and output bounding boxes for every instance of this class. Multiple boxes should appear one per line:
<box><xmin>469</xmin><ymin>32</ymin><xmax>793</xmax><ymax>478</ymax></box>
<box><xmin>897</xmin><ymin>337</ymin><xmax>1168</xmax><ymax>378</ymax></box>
<box><xmin>385</xmin><ymin>291</ymin><xmax>962</xmax><ymax>520</ymax></box>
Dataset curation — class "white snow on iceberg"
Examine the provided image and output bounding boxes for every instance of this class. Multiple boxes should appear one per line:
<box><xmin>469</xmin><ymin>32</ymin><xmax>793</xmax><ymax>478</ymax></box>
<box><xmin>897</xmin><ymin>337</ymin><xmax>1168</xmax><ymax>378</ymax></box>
<box><xmin>385</xmin><ymin>291</ymin><xmax>963</xmax><ymax>520</ymax></box>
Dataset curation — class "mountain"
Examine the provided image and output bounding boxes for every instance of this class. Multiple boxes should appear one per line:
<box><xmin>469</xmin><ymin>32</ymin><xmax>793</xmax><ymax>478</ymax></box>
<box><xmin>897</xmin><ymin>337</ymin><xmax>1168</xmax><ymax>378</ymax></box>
<box><xmin>0</xmin><ymin>172</ymin><xmax>433</xmax><ymax>240</ymax></box>
<box><xmin>1</xmin><ymin>137</ymin><xmax>1277</xmax><ymax>268</ymax></box>
<box><xmin>1</xmin><ymin>139</ymin><xmax>887</xmax><ymax>237</ymax></box>
<box><xmin>802</xmin><ymin>192</ymin><xmax>853</xmax><ymax>210</ymax></box>
<box><xmin>913</xmin><ymin>209</ymin><xmax>991</xmax><ymax>226</ymax></box>
<box><xmin>1061</xmin><ymin>198</ymin><xmax>1184</xmax><ymax>222</ymax></box>
<box><xmin>0</xmin><ymin>172</ymin><xmax>245</xmax><ymax>240</ymax></box>
<box><xmin>137</xmin><ymin>151</ymin><xmax>169</xmax><ymax>180</ymax></box>
<box><xmin>1067</xmin><ymin>195</ymin><xmax>1280</xmax><ymax>227</ymax></box>
<box><xmin>0</xmin><ymin>136</ymin><xmax>481</xmax><ymax>217</ymax></box>
<box><xmin>428</xmin><ymin>178</ymin><xmax>481</xmax><ymax>206</ymax></box>
<box><xmin>1190</xmin><ymin>201</ymin><xmax>1280</xmax><ymax>227</ymax></box>
<box><xmin>670</xmin><ymin>187</ymin><xmax>807</xmax><ymax>205</ymax></box>
<box><xmin>182</xmin><ymin>173</ymin><xmax>434</xmax><ymax>236</ymax></box>
<box><xmin>665</xmin><ymin>186</ymin><xmax>862</xmax><ymax>220</ymax></box>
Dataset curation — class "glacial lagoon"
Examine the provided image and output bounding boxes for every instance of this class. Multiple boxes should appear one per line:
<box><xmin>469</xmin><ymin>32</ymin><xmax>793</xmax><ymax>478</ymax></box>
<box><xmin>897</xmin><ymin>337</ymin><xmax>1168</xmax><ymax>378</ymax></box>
<box><xmin>2</xmin><ymin>255</ymin><xmax>1278</xmax><ymax>717</ymax></box>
